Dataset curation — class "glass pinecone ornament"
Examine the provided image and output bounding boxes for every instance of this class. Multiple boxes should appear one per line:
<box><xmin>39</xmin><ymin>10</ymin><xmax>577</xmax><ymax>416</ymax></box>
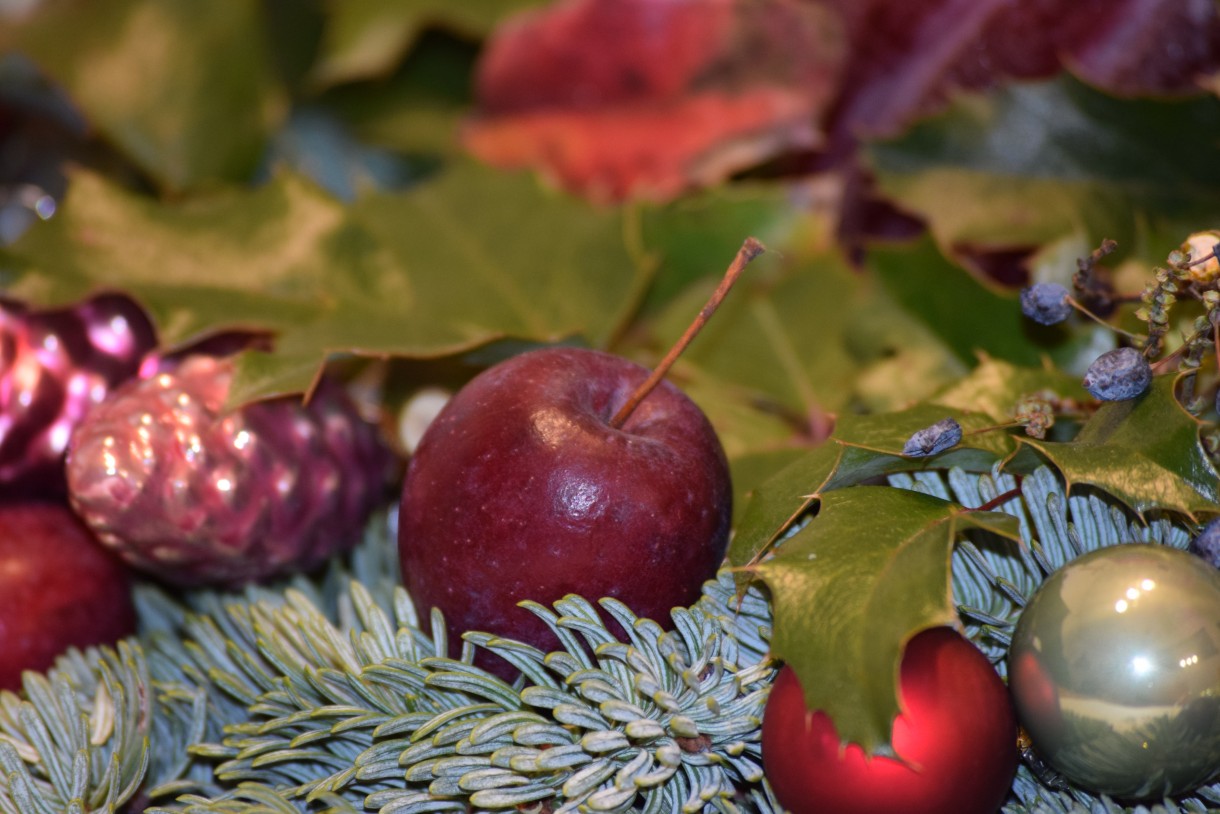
<box><xmin>0</xmin><ymin>292</ymin><xmax>156</xmax><ymax>496</ymax></box>
<box><xmin>66</xmin><ymin>355</ymin><xmax>394</xmax><ymax>588</ymax></box>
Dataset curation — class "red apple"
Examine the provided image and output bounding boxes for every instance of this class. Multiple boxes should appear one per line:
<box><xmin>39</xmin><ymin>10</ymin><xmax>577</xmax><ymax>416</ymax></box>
<box><xmin>0</xmin><ymin>502</ymin><xmax>137</xmax><ymax>691</ymax></box>
<box><xmin>398</xmin><ymin>346</ymin><xmax>731</xmax><ymax>668</ymax></box>
<box><xmin>762</xmin><ymin>627</ymin><xmax>1018</xmax><ymax>814</ymax></box>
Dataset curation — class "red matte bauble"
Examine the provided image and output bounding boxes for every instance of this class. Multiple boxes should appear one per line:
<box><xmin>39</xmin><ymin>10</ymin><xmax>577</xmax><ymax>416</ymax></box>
<box><xmin>762</xmin><ymin>627</ymin><xmax>1018</xmax><ymax>814</ymax></box>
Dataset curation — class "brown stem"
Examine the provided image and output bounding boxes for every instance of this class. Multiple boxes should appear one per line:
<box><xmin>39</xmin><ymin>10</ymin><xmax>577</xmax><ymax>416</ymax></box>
<box><xmin>609</xmin><ymin>237</ymin><xmax>765</xmax><ymax>429</ymax></box>
<box><xmin>972</xmin><ymin>486</ymin><xmax>1023</xmax><ymax>513</ymax></box>
<box><xmin>1185</xmin><ymin>247</ymin><xmax>1220</xmax><ymax>268</ymax></box>
<box><xmin>1065</xmin><ymin>296</ymin><xmax>1145</xmax><ymax>344</ymax></box>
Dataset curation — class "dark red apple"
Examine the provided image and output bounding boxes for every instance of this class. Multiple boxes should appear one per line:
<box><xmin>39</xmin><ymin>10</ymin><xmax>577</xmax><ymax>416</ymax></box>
<box><xmin>398</xmin><ymin>346</ymin><xmax>731</xmax><ymax>666</ymax></box>
<box><xmin>0</xmin><ymin>502</ymin><xmax>137</xmax><ymax>691</ymax></box>
<box><xmin>762</xmin><ymin>627</ymin><xmax>1018</xmax><ymax>814</ymax></box>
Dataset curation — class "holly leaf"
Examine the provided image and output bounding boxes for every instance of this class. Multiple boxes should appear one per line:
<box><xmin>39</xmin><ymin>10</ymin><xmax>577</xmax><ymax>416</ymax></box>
<box><xmin>729</xmin><ymin>447</ymin><xmax>809</xmax><ymax>527</ymax></box>
<box><xmin>753</xmin><ymin>486</ymin><xmax>1020</xmax><ymax>752</ymax></box>
<box><xmin>932</xmin><ymin>357</ymin><xmax>1088</xmax><ymax>422</ymax></box>
<box><xmin>1021</xmin><ymin>374</ymin><xmax>1220</xmax><ymax>519</ymax></box>
<box><xmin>8</xmin><ymin>0</ymin><xmax>287</xmax><ymax>192</ymax></box>
<box><xmin>730</xmin><ymin>404</ymin><xmax>1009</xmax><ymax>567</ymax></box>
<box><xmin>310</xmin><ymin>0</ymin><xmax>535</xmax><ymax>88</ymax></box>
<box><xmin>867</xmin><ymin>77</ymin><xmax>1220</xmax><ymax>264</ymax></box>
<box><xmin>463</xmin><ymin>0</ymin><xmax>845</xmax><ymax>202</ymax></box>
<box><xmin>3</xmin><ymin>162</ymin><xmax>648</xmax><ymax>402</ymax></box>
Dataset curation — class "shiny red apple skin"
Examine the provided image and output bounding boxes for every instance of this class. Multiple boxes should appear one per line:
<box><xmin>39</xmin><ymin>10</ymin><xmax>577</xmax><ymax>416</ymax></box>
<box><xmin>0</xmin><ymin>502</ymin><xmax>137</xmax><ymax>691</ymax></box>
<box><xmin>762</xmin><ymin>627</ymin><xmax>1018</xmax><ymax>814</ymax></box>
<box><xmin>398</xmin><ymin>346</ymin><xmax>731</xmax><ymax>662</ymax></box>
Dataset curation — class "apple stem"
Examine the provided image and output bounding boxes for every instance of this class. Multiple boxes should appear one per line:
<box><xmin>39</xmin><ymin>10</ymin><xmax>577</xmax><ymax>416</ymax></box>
<box><xmin>609</xmin><ymin>237</ymin><xmax>765</xmax><ymax>429</ymax></box>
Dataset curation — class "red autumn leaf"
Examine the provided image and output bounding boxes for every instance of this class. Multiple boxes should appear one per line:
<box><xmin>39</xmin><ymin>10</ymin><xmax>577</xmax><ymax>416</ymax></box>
<box><xmin>824</xmin><ymin>0</ymin><xmax>1220</xmax><ymax>260</ymax></box>
<box><xmin>825</xmin><ymin>0</ymin><xmax>1220</xmax><ymax>143</ymax></box>
<box><xmin>462</xmin><ymin>0</ymin><xmax>845</xmax><ymax>203</ymax></box>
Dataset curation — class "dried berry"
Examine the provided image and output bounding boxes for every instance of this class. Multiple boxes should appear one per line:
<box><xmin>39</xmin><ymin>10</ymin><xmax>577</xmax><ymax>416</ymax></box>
<box><xmin>902</xmin><ymin>418</ymin><xmax>962</xmax><ymax>457</ymax></box>
<box><xmin>1019</xmin><ymin>283</ymin><xmax>1072</xmax><ymax>326</ymax></box>
<box><xmin>1082</xmin><ymin>347</ymin><xmax>1151</xmax><ymax>402</ymax></box>
<box><xmin>1191</xmin><ymin>518</ymin><xmax>1220</xmax><ymax>568</ymax></box>
<box><xmin>67</xmin><ymin>356</ymin><xmax>393</xmax><ymax>588</ymax></box>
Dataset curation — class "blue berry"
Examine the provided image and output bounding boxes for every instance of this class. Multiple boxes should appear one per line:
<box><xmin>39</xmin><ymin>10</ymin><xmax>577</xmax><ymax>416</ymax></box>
<box><xmin>1191</xmin><ymin>519</ymin><xmax>1220</xmax><ymax>568</ymax></box>
<box><xmin>902</xmin><ymin>417</ymin><xmax>962</xmax><ymax>457</ymax></box>
<box><xmin>1082</xmin><ymin>347</ymin><xmax>1151</xmax><ymax>401</ymax></box>
<box><xmin>1020</xmin><ymin>283</ymin><xmax>1072</xmax><ymax>326</ymax></box>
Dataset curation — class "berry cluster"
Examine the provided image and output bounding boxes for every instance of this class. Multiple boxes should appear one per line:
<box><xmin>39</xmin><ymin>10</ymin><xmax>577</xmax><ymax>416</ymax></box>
<box><xmin>1020</xmin><ymin>233</ymin><xmax>1220</xmax><ymax>408</ymax></box>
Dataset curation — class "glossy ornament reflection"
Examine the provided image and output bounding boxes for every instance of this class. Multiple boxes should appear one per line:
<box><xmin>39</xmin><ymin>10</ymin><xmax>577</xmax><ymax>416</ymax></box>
<box><xmin>1009</xmin><ymin>544</ymin><xmax>1220</xmax><ymax>799</ymax></box>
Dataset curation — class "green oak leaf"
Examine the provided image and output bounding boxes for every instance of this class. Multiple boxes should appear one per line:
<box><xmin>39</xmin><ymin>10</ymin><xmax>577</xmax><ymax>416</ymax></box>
<box><xmin>9</xmin><ymin>0</ymin><xmax>286</xmax><ymax>192</ymax></box>
<box><xmin>648</xmin><ymin>230</ymin><xmax>962</xmax><ymax>460</ymax></box>
<box><xmin>753</xmin><ymin>486</ymin><xmax>1020</xmax><ymax>753</ymax></box>
<box><xmin>3</xmin><ymin>162</ymin><xmax>648</xmax><ymax>403</ymax></box>
<box><xmin>3</xmin><ymin>169</ymin><xmax>346</xmax><ymax>344</ymax></box>
<box><xmin>310</xmin><ymin>0</ymin><xmax>536</xmax><ymax>88</ymax></box>
<box><xmin>636</xmin><ymin>183</ymin><xmax>807</xmax><ymax>315</ymax></box>
<box><xmin>1021</xmin><ymin>374</ymin><xmax>1220</xmax><ymax>519</ymax></box>
<box><xmin>322</xmin><ymin>31</ymin><xmax>479</xmax><ymax>158</ymax></box>
<box><xmin>868</xmin><ymin>75</ymin><xmax>1220</xmax><ymax>266</ymax></box>
<box><xmin>730</xmin><ymin>404</ymin><xmax>1009</xmax><ymax>568</ymax></box>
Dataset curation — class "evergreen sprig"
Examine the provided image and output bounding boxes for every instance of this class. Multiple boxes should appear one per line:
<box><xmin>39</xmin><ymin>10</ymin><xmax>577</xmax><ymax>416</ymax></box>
<box><xmin>892</xmin><ymin>465</ymin><xmax>1218</xmax><ymax>814</ymax></box>
<box><xmin>154</xmin><ymin>573</ymin><xmax>775</xmax><ymax>814</ymax></box>
<box><xmin>1</xmin><ymin>469</ymin><xmax>1219</xmax><ymax>813</ymax></box>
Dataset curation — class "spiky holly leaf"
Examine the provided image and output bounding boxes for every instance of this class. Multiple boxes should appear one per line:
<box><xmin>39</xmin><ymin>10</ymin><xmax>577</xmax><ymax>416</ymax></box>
<box><xmin>867</xmin><ymin>76</ymin><xmax>1220</xmax><ymax>265</ymax></box>
<box><xmin>3</xmin><ymin>162</ymin><xmax>647</xmax><ymax>403</ymax></box>
<box><xmin>753</xmin><ymin>486</ymin><xmax>1020</xmax><ymax>753</ymax></box>
<box><xmin>932</xmin><ymin>357</ymin><xmax>1088</xmax><ymax>422</ymax></box>
<box><xmin>1021</xmin><ymin>374</ymin><xmax>1220</xmax><ymax>519</ymax></box>
<box><xmin>8</xmin><ymin>0</ymin><xmax>286</xmax><ymax>192</ymax></box>
<box><xmin>730</xmin><ymin>404</ymin><xmax>1008</xmax><ymax>567</ymax></box>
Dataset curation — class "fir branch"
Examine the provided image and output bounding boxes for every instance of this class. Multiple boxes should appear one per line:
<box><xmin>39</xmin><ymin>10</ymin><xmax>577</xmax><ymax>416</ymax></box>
<box><xmin>149</xmin><ymin>573</ymin><xmax>776</xmax><ymax>813</ymax></box>
<box><xmin>890</xmin><ymin>464</ymin><xmax>1212</xmax><ymax>814</ymax></box>
<box><xmin>3</xmin><ymin>478</ymin><xmax>1219</xmax><ymax>813</ymax></box>
<box><xmin>0</xmin><ymin>642</ymin><xmax>151</xmax><ymax>813</ymax></box>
